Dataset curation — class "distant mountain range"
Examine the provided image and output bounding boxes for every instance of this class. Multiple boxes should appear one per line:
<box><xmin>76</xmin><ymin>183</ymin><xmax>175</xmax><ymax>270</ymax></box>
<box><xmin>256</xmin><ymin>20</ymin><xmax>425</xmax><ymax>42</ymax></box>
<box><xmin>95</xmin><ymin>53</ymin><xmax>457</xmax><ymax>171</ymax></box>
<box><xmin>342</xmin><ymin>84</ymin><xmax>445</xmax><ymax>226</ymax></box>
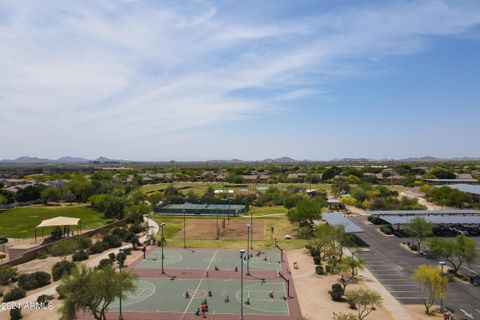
<box><xmin>0</xmin><ymin>156</ymin><xmax>121</xmax><ymax>164</ymax></box>
<box><xmin>1</xmin><ymin>155</ymin><xmax>480</xmax><ymax>164</ymax></box>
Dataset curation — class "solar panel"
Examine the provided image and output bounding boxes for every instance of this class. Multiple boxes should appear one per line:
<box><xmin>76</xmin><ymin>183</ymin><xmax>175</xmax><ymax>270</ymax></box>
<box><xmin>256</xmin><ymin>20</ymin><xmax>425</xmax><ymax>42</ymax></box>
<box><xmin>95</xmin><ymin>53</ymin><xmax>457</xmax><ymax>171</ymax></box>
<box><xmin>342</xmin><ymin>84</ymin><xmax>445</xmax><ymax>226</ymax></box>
<box><xmin>379</xmin><ymin>215</ymin><xmax>480</xmax><ymax>225</ymax></box>
<box><xmin>322</xmin><ymin>212</ymin><xmax>364</xmax><ymax>233</ymax></box>
<box><xmin>368</xmin><ymin>210</ymin><xmax>480</xmax><ymax>216</ymax></box>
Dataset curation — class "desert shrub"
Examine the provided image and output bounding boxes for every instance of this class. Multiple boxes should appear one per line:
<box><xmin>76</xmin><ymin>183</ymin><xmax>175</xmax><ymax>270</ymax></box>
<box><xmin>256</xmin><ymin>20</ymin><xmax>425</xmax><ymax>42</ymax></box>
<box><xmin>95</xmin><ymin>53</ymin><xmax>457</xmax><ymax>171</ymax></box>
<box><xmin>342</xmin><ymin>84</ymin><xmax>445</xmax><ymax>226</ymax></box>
<box><xmin>76</xmin><ymin>237</ymin><xmax>92</xmax><ymax>250</ymax></box>
<box><xmin>380</xmin><ymin>226</ymin><xmax>393</xmax><ymax>235</ymax></box>
<box><xmin>88</xmin><ymin>242</ymin><xmax>105</xmax><ymax>255</ymax></box>
<box><xmin>0</xmin><ymin>266</ymin><xmax>17</xmax><ymax>285</ymax></box>
<box><xmin>129</xmin><ymin>223</ymin><xmax>144</xmax><ymax>234</ymax></box>
<box><xmin>123</xmin><ymin>230</ymin><xmax>137</xmax><ymax>242</ymax></box>
<box><xmin>3</xmin><ymin>287</ymin><xmax>26</xmax><ymax>302</ymax></box>
<box><xmin>10</xmin><ymin>306</ymin><xmax>22</xmax><ymax>320</ymax></box>
<box><xmin>101</xmin><ymin>234</ymin><xmax>122</xmax><ymax>249</ymax></box>
<box><xmin>36</xmin><ymin>294</ymin><xmax>53</xmax><ymax>304</ymax></box>
<box><xmin>313</xmin><ymin>255</ymin><xmax>321</xmax><ymax>265</ymax></box>
<box><xmin>330</xmin><ymin>283</ymin><xmax>343</xmax><ymax>301</ymax></box>
<box><xmin>52</xmin><ymin>261</ymin><xmax>76</xmax><ymax>281</ymax></box>
<box><xmin>108</xmin><ymin>252</ymin><xmax>116</xmax><ymax>261</ymax></box>
<box><xmin>37</xmin><ymin>250</ymin><xmax>49</xmax><ymax>259</ymax></box>
<box><xmin>111</xmin><ymin>227</ymin><xmax>128</xmax><ymax>240</ymax></box>
<box><xmin>315</xmin><ymin>265</ymin><xmax>325</xmax><ymax>275</ymax></box>
<box><xmin>72</xmin><ymin>249</ymin><xmax>89</xmax><ymax>262</ymax></box>
<box><xmin>17</xmin><ymin>271</ymin><xmax>51</xmax><ymax>290</ymax></box>
<box><xmin>97</xmin><ymin>258</ymin><xmax>113</xmax><ymax>270</ymax></box>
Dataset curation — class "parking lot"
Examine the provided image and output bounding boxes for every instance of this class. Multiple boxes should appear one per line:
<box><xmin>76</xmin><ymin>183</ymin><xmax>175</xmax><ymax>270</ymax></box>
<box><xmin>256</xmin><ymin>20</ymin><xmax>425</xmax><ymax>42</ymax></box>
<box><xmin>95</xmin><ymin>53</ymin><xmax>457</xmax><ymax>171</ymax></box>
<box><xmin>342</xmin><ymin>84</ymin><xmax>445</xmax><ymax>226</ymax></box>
<box><xmin>352</xmin><ymin>216</ymin><xmax>480</xmax><ymax>320</ymax></box>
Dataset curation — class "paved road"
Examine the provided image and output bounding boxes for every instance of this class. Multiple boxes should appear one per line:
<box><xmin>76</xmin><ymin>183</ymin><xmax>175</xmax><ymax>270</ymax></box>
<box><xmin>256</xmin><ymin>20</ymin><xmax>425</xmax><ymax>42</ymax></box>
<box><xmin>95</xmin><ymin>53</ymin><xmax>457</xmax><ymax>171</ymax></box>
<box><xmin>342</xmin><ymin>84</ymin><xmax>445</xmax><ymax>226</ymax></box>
<box><xmin>352</xmin><ymin>216</ymin><xmax>480</xmax><ymax>320</ymax></box>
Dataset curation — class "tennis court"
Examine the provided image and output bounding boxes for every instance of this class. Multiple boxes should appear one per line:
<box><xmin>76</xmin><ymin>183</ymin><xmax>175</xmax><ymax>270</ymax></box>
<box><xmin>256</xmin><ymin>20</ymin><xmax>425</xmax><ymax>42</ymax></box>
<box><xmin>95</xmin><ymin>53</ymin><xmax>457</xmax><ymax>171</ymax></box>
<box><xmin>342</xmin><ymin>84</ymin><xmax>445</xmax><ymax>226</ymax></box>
<box><xmin>136</xmin><ymin>248</ymin><xmax>282</xmax><ymax>272</ymax></box>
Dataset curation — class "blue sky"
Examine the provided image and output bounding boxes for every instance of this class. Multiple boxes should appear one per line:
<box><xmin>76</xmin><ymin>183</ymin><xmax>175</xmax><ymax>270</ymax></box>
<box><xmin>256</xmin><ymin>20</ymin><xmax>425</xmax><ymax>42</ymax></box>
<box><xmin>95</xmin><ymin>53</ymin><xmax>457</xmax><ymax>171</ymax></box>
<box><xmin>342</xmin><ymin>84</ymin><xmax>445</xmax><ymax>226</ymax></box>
<box><xmin>1</xmin><ymin>0</ymin><xmax>480</xmax><ymax>161</ymax></box>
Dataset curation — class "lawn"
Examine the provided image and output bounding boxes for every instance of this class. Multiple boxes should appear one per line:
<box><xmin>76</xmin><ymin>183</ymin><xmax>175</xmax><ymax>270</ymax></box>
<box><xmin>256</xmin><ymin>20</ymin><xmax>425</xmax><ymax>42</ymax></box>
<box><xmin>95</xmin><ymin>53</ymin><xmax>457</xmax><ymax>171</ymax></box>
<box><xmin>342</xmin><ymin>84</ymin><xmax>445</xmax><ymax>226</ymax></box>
<box><xmin>0</xmin><ymin>205</ymin><xmax>112</xmax><ymax>238</ymax></box>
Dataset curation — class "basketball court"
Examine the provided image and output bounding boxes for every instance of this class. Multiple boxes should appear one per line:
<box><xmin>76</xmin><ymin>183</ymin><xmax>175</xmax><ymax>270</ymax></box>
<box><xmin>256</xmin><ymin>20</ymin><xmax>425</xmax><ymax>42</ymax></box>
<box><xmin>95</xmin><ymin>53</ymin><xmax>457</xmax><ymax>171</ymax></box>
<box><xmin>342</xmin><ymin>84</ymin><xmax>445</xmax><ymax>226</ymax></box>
<box><xmin>105</xmin><ymin>248</ymin><xmax>301</xmax><ymax>320</ymax></box>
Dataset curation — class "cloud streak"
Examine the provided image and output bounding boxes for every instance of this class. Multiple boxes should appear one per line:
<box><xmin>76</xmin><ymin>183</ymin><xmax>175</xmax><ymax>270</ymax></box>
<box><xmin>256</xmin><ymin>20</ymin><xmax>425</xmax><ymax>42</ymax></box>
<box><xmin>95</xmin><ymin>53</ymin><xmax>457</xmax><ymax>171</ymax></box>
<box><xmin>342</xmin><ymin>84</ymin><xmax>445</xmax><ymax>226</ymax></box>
<box><xmin>0</xmin><ymin>0</ymin><xmax>479</xmax><ymax>158</ymax></box>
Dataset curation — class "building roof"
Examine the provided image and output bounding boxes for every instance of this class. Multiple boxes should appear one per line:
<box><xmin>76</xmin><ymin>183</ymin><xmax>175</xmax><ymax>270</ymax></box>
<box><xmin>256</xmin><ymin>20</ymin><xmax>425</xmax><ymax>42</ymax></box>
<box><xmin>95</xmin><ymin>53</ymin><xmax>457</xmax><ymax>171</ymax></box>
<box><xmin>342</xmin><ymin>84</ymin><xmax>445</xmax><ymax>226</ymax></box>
<box><xmin>327</xmin><ymin>199</ymin><xmax>342</xmax><ymax>204</ymax></box>
<box><xmin>445</xmin><ymin>184</ymin><xmax>480</xmax><ymax>196</ymax></box>
<box><xmin>425</xmin><ymin>178</ymin><xmax>478</xmax><ymax>183</ymax></box>
<box><xmin>368</xmin><ymin>209</ymin><xmax>480</xmax><ymax>216</ymax></box>
<box><xmin>322</xmin><ymin>213</ymin><xmax>364</xmax><ymax>233</ymax></box>
<box><xmin>36</xmin><ymin>216</ymin><xmax>80</xmax><ymax>228</ymax></box>
<box><xmin>379</xmin><ymin>215</ymin><xmax>480</xmax><ymax>225</ymax></box>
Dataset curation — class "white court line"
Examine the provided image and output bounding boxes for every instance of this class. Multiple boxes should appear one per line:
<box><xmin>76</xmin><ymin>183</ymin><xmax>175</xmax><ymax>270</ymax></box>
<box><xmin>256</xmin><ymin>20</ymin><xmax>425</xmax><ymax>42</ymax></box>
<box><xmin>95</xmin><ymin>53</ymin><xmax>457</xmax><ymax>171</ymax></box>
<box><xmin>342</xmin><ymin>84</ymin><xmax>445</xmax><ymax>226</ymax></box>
<box><xmin>180</xmin><ymin>251</ymin><xmax>218</xmax><ymax>320</ymax></box>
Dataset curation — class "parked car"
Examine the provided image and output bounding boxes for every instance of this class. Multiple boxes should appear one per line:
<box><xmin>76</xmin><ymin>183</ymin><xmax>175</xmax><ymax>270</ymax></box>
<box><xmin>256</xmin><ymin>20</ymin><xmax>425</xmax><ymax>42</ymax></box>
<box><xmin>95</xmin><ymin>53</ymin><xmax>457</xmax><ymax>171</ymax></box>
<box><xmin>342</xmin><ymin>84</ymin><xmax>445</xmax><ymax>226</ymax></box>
<box><xmin>0</xmin><ymin>236</ymin><xmax>8</xmax><ymax>244</ymax></box>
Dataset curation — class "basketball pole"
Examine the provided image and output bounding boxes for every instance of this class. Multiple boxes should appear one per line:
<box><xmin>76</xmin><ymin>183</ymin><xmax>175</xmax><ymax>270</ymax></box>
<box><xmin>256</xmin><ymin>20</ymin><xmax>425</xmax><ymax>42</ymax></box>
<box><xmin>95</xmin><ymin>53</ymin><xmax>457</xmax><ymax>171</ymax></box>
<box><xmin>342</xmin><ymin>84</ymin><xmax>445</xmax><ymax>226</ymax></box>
<box><xmin>246</xmin><ymin>224</ymin><xmax>251</xmax><ymax>276</ymax></box>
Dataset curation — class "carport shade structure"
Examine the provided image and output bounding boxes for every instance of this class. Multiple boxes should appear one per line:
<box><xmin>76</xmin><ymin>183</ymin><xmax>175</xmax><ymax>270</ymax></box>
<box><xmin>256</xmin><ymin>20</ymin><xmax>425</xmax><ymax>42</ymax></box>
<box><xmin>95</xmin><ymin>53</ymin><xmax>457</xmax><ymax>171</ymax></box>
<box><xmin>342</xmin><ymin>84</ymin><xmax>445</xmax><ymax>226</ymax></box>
<box><xmin>35</xmin><ymin>216</ymin><xmax>81</xmax><ymax>244</ymax></box>
<box><xmin>322</xmin><ymin>212</ymin><xmax>364</xmax><ymax>233</ymax></box>
<box><xmin>378</xmin><ymin>215</ymin><xmax>480</xmax><ymax>226</ymax></box>
<box><xmin>368</xmin><ymin>209</ymin><xmax>480</xmax><ymax>216</ymax></box>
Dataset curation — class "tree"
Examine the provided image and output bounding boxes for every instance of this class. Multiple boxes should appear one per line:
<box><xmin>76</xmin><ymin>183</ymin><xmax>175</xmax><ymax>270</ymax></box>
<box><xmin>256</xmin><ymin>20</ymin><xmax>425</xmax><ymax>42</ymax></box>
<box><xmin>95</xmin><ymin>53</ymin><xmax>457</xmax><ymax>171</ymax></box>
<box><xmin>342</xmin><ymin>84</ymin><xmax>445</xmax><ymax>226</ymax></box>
<box><xmin>15</xmin><ymin>185</ymin><xmax>45</xmax><ymax>202</ymax></box>
<box><xmin>287</xmin><ymin>198</ymin><xmax>322</xmax><ymax>228</ymax></box>
<box><xmin>0</xmin><ymin>194</ymin><xmax>7</xmax><ymax>205</ymax></box>
<box><xmin>337</xmin><ymin>256</ymin><xmax>364</xmax><ymax>294</ymax></box>
<box><xmin>332</xmin><ymin>178</ymin><xmax>350</xmax><ymax>196</ymax></box>
<box><xmin>49</xmin><ymin>239</ymin><xmax>80</xmax><ymax>261</ymax></box>
<box><xmin>40</xmin><ymin>188</ymin><xmax>62</xmax><ymax>204</ymax></box>
<box><xmin>201</xmin><ymin>186</ymin><xmax>215</xmax><ymax>203</ymax></box>
<box><xmin>427</xmin><ymin>235</ymin><xmax>478</xmax><ymax>275</ymax></box>
<box><xmin>404</xmin><ymin>217</ymin><xmax>433</xmax><ymax>253</ymax></box>
<box><xmin>66</xmin><ymin>174</ymin><xmax>92</xmax><ymax>201</ymax></box>
<box><xmin>125</xmin><ymin>203</ymin><xmax>150</xmax><ymax>224</ymax></box>
<box><xmin>345</xmin><ymin>289</ymin><xmax>382</xmax><ymax>320</ymax></box>
<box><xmin>322</xmin><ymin>167</ymin><xmax>342</xmax><ymax>181</ymax></box>
<box><xmin>146</xmin><ymin>191</ymin><xmax>163</xmax><ymax>206</ymax></box>
<box><xmin>60</xmin><ymin>265</ymin><xmax>137</xmax><ymax>320</ymax></box>
<box><xmin>410</xmin><ymin>265</ymin><xmax>447</xmax><ymax>315</ymax></box>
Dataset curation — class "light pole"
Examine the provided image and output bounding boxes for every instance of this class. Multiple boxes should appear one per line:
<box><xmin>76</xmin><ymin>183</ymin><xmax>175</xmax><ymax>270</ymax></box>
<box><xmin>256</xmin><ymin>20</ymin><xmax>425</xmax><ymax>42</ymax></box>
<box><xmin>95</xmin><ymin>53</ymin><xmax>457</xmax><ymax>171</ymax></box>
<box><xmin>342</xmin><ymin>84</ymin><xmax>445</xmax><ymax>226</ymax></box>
<box><xmin>240</xmin><ymin>249</ymin><xmax>245</xmax><ymax>320</ymax></box>
<box><xmin>118</xmin><ymin>248</ymin><xmax>126</xmax><ymax>320</ymax></box>
<box><xmin>183</xmin><ymin>209</ymin><xmax>186</xmax><ymax>249</ymax></box>
<box><xmin>216</xmin><ymin>209</ymin><xmax>219</xmax><ymax>240</ymax></box>
<box><xmin>439</xmin><ymin>261</ymin><xmax>446</xmax><ymax>312</ymax></box>
<box><xmin>250</xmin><ymin>208</ymin><xmax>253</xmax><ymax>250</ymax></box>
<box><xmin>161</xmin><ymin>223</ymin><xmax>165</xmax><ymax>274</ymax></box>
<box><xmin>246</xmin><ymin>224</ymin><xmax>251</xmax><ymax>276</ymax></box>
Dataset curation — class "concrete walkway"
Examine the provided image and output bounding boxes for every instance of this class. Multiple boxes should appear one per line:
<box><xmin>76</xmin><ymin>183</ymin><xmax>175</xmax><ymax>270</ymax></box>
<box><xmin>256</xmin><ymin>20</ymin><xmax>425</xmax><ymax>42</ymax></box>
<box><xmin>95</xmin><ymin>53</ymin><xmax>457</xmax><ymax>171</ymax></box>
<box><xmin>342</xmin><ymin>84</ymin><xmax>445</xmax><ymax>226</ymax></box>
<box><xmin>0</xmin><ymin>215</ymin><xmax>160</xmax><ymax>314</ymax></box>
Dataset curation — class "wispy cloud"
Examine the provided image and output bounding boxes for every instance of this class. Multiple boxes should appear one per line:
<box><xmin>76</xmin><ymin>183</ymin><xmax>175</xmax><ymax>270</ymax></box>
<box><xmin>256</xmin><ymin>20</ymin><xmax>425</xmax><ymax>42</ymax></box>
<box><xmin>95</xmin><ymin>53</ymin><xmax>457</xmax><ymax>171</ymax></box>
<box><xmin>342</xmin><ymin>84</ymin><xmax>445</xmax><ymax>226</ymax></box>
<box><xmin>0</xmin><ymin>0</ymin><xmax>479</xmax><ymax>158</ymax></box>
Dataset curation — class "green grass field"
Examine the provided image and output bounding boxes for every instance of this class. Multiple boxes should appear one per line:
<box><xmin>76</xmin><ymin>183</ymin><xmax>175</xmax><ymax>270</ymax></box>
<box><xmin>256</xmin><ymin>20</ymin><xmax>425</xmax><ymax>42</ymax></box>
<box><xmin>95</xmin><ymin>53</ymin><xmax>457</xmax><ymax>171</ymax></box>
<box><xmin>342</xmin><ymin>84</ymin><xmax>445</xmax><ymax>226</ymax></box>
<box><xmin>0</xmin><ymin>205</ymin><xmax>112</xmax><ymax>238</ymax></box>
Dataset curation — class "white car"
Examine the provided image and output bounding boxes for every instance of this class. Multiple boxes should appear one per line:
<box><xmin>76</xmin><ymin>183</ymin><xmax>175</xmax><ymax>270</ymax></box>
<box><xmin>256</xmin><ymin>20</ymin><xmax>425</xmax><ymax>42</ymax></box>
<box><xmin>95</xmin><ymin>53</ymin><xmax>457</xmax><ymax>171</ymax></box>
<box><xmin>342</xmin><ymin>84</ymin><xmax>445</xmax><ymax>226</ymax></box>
<box><xmin>284</xmin><ymin>234</ymin><xmax>292</xmax><ymax>240</ymax></box>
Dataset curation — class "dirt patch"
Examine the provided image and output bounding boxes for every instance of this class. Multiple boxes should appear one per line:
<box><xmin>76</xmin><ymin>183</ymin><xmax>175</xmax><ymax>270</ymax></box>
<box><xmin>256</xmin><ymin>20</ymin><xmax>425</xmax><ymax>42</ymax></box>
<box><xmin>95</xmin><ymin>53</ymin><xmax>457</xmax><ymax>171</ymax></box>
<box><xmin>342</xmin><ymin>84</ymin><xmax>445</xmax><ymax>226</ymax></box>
<box><xmin>174</xmin><ymin>219</ymin><xmax>265</xmax><ymax>240</ymax></box>
<box><xmin>287</xmin><ymin>249</ymin><xmax>392</xmax><ymax>320</ymax></box>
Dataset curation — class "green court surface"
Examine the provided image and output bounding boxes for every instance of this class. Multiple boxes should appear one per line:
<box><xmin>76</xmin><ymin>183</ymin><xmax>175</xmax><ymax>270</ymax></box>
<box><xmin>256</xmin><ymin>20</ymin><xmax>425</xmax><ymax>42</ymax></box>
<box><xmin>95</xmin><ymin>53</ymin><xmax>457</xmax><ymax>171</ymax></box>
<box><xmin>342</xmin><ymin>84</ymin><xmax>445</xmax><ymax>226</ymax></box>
<box><xmin>136</xmin><ymin>249</ymin><xmax>281</xmax><ymax>272</ymax></box>
<box><xmin>109</xmin><ymin>278</ymin><xmax>289</xmax><ymax>316</ymax></box>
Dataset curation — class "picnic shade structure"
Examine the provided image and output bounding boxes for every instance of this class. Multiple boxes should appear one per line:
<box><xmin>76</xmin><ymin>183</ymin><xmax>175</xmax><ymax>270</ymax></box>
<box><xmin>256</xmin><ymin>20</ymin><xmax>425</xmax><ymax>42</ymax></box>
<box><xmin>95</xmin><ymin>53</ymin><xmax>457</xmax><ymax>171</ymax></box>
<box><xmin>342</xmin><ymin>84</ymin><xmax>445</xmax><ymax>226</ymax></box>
<box><xmin>35</xmin><ymin>216</ymin><xmax>81</xmax><ymax>244</ymax></box>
